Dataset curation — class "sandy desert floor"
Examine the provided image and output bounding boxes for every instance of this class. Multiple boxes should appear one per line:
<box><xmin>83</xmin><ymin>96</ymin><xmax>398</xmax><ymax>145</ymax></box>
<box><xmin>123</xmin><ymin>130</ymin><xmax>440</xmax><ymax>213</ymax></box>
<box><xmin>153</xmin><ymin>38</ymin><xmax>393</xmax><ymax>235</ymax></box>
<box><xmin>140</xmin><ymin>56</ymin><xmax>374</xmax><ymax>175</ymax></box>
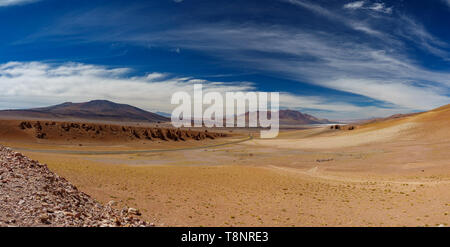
<box><xmin>1</xmin><ymin>105</ymin><xmax>450</xmax><ymax>227</ymax></box>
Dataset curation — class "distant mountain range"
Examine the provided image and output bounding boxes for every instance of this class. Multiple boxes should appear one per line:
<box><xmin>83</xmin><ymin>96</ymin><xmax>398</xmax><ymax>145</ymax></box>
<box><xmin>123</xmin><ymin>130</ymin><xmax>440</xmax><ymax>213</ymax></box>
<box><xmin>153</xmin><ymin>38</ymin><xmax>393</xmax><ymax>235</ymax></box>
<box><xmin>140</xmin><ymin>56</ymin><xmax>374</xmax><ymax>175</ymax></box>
<box><xmin>0</xmin><ymin>100</ymin><xmax>169</xmax><ymax>123</ymax></box>
<box><xmin>0</xmin><ymin>100</ymin><xmax>334</xmax><ymax>125</ymax></box>
<box><xmin>278</xmin><ymin>110</ymin><xmax>334</xmax><ymax>125</ymax></box>
<box><xmin>244</xmin><ymin>110</ymin><xmax>334</xmax><ymax>125</ymax></box>
<box><xmin>155</xmin><ymin>112</ymin><xmax>172</xmax><ymax>118</ymax></box>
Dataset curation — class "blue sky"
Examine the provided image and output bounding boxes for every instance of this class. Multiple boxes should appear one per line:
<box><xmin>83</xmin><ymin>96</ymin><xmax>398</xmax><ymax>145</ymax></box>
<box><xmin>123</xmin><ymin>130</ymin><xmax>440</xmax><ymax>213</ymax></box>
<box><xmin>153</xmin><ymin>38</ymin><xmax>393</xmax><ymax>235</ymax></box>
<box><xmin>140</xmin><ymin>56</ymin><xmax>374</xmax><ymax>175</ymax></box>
<box><xmin>0</xmin><ymin>0</ymin><xmax>449</xmax><ymax>119</ymax></box>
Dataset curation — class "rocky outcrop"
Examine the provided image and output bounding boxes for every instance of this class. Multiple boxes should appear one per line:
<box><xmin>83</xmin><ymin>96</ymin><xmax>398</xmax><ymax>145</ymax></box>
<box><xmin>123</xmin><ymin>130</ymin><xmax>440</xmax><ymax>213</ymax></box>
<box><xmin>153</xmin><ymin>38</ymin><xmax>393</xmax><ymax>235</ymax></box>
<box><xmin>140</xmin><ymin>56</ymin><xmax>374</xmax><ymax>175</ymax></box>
<box><xmin>17</xmin><ymin>121</ymin><xmax>228</xmax><ymax>142</ymax></box>
<box><xmin>0</xmin><ymin>146</ymin><xmax>149</xmax><ymax>227</ymax></box>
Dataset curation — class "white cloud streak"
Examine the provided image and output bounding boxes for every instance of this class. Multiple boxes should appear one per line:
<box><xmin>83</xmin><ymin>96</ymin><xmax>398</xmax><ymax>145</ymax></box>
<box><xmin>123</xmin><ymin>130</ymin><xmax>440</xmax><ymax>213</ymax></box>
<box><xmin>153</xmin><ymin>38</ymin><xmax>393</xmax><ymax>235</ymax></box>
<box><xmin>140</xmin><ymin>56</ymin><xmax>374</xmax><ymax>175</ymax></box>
<box><xmin>0</xmin><ymin>0</ymin><xmax>38</xmax><ymax>7</ymax></box>
<box><xmin>397</xmin><ymin>16</ymin><xmax>450</xmax><ymax>59</ymax></box>
<box><xmin>343</xmin><ymin>1</ymin><xmax>365</xmax><ymax>10</ymax></box>
<box><xmin>343</xmin><ymin>1</ymin><xmax>392</xmax><ymax>14</ymax></box>
<box><xmin>368</xmin><ymin>3</ymin><xmax>392</xmax><ymax>14</ymax></box>
<box><xmin>443</xmin><ymin>0</ymin><xmax>450</xmax><ymax>7</ymax></box>
<box><xmin>285</xmin><ymin>0</ymin><xmax>385</xmax><ymax>37</ymax></box>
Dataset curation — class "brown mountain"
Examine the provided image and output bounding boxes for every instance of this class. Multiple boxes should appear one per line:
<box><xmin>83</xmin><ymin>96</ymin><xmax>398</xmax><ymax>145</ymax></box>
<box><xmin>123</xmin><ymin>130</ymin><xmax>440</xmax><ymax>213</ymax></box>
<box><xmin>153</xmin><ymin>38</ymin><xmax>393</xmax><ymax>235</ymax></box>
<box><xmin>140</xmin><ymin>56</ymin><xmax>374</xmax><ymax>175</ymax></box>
<box><xmin>244</xmin><ymin>109</ymin><xmax>335</xmax><ymax>125</ymax></box>
<box><xmin>0</xmin><ymin>100</ymin><xmax>169</xmax><ymax>123</ymax></box>
<box><xmin>278</xmin><ymin>110</ymin><xmax>334</xmax><ymax>125</ymax></box>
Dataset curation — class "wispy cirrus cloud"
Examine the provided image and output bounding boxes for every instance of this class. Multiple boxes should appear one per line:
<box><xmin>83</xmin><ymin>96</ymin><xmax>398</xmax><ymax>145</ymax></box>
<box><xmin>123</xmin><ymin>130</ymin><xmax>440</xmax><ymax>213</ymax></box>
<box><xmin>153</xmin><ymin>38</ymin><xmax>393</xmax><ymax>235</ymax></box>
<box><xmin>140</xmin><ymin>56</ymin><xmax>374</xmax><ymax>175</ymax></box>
<box><xmin>284</xmin><ymin>0</ymin><xmax>385</xmax><ymax>37</ymax></box>
<box><xmin>343</xmin><ymin>1</ymin><xmax>365</xmax><ymax>10</ymax></box>
<box><xmin>343</xmin><ymin>1</ymin><xmax>392</xmax><ymax>14</ymax></box>
<box><xmin>396</xmin><ymin>16</ymin><xmax>450</xmax><ymax>60</ymax></box>
<box><xmin>443</xmin><ymin>0</ymin><xmax>450</xmax><ymax>7</ymax></box>
<box><xmin>141</xmin><ymin>24</ymin><xmax>450</xmax><ymax>110</ymax></box>
<box><xmin>368</xmin><ymin>2</ymin><xmax>392</xmax><ymax>14</ymax></box>
<box><xmin>0</xmin><ymin>0</ymin><xmax>39</xmax><ymax>7</ymax></box>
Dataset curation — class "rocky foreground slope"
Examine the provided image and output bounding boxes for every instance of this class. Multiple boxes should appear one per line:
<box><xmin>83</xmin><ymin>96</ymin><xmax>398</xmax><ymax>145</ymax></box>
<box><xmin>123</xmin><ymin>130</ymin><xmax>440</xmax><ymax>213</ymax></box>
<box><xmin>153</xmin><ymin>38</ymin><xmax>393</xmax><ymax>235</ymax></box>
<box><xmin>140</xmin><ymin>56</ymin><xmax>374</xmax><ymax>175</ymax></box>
<box><xmin>0</xmin><ymin>146</ymin><xmax>148</xmax><ymax>227</ymax></box>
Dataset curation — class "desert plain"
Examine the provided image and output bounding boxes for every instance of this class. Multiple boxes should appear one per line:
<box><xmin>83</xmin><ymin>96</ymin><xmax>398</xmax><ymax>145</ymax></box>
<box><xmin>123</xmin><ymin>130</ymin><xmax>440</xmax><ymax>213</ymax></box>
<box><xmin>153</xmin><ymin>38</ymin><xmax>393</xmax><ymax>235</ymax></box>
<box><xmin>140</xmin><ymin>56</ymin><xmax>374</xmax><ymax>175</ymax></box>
<box><xmin>1</xmin><ymin>105</ymin><xmax>449</xmax><ymax>227</ymax></box>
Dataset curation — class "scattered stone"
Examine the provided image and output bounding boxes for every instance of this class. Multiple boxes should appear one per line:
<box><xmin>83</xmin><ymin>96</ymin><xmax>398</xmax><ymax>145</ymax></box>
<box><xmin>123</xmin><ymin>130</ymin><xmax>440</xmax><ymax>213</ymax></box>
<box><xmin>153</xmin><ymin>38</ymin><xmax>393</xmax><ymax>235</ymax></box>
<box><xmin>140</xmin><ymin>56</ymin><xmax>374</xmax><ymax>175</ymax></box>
<box><xmin>39</xmin><ymin>213</ymin><xmax>51</xmax><ymax>224</ymax></box>
<box><xmin>316</xmin><ymin>158</ymin><xmax>334</xmax><ymax>163</ymax></box>
<box><xmin>36</xmin><ymin>133</ymin><xmax>46</xmax><ymax>139</ymax></box>
<box><xmin>331</xmin><ymin>125</ymin><xmax>356</xmax><ymax>131</ymax></box>
<box><xmin>128</xmin><ymin>208</ymin><xmax>141</xmax><ymax>216</ymax></box>
<box><xmin>0</xmin><ymin>145</ymin><xmax>148</xmax><ymax>227</ymax></box>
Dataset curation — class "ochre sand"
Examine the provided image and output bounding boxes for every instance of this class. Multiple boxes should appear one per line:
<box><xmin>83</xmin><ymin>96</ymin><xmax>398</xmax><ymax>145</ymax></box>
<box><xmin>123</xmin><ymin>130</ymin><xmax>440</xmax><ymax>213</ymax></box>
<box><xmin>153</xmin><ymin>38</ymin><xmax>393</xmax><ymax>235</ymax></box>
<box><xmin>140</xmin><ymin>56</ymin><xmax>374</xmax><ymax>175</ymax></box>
<box><xmin>2</xmin><ymin>105</ymin><xmax>450</xmax><ymax>226</ymax></box>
